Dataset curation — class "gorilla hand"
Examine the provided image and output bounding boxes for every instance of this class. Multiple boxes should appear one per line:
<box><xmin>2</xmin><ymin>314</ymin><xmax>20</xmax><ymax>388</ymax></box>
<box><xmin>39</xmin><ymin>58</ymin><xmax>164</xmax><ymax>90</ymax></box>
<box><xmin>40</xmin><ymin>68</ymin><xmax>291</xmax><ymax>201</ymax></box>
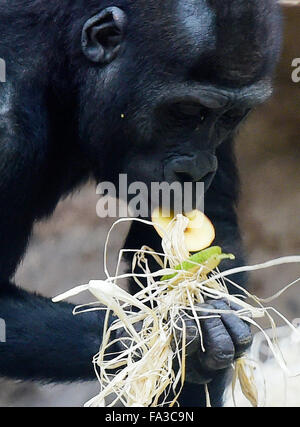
<box><xmin>115</xmin><ymin>299</ymin><xmax>252</xmax><ymax>385</ymax></box>
<box><xmin>176</xmin><ymin>300</ymin><xmax>253</xmax><ymax>384</ymax></box>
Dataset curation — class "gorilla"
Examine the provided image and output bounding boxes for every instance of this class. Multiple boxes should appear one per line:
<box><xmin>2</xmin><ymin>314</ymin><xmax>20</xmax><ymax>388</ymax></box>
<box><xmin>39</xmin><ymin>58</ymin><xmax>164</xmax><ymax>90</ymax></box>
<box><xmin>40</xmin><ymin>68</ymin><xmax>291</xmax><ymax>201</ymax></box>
<box><xmin>0</xmin><ymin>0</ymin><xmax>281</xmax><ymax>407</ymax></box>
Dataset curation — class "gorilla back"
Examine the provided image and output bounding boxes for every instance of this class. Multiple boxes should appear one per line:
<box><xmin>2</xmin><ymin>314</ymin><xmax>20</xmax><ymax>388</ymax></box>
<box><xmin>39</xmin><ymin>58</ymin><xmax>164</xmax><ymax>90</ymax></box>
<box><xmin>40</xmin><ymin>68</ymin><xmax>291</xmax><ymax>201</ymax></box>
<box><xmin>0</xmin><ymin>0</ymin><xmax>281</xmax><ymax>406</ymax></box>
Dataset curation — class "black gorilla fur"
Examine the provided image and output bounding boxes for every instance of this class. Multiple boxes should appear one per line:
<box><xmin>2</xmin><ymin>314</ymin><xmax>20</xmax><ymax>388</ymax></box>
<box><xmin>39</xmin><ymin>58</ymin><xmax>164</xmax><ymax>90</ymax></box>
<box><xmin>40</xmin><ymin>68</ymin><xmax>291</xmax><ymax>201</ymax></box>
<box><xmin>0</xmin><ymin>0</ymin><xmax>281</xmax><ymax>406</ymax></box>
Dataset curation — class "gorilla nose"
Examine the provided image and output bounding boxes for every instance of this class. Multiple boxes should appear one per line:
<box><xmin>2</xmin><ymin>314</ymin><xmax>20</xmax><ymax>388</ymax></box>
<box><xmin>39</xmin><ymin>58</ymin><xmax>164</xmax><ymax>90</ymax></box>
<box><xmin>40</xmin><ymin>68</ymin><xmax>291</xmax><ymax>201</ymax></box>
<box><xmin>164</xmin><ymin>153</ymin><xmax>218</xmax><ymax>191</ymax></box>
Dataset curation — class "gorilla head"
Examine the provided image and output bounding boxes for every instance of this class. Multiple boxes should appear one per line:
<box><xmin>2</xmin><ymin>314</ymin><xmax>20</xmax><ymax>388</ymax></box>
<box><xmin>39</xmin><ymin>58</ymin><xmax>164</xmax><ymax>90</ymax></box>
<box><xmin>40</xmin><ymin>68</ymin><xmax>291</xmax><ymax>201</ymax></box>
<box><xmin>76</xmin><ymin>0</ymin><xmax>280</xmax><ymax>196</ymax></box>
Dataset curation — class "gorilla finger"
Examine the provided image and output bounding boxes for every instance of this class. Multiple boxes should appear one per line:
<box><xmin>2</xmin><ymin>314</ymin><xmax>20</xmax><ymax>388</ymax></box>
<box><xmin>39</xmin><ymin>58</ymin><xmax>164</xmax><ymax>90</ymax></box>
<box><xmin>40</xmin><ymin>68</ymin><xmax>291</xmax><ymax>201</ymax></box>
<box><xmin>173</xmin><ymin>313</ymin><xmax>204</xmax><ymax>357</ymax></box>
<box><xmin>181</xmin><ymin>303</ymin><xmax>225</xmax><ymax>357</ymax></box>
<box><xmin>199</xmin><ymin>308</ymin><xmax>235</xmax><ymax>371</ymax></box>
<box><xmin>207</xmin><ymin>299</ymin><xmax>253</xmax><ymax>356</ymax></box>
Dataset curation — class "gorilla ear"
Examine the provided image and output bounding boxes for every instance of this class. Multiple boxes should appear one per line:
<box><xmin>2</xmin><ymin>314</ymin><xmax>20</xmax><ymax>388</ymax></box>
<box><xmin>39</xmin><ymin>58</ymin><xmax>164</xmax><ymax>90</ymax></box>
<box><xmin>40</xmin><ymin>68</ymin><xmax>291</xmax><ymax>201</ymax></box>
<box><xmin>81</xmin><ymin>7</ymin><xmax>127</xmax><ymax>64</ymax></box>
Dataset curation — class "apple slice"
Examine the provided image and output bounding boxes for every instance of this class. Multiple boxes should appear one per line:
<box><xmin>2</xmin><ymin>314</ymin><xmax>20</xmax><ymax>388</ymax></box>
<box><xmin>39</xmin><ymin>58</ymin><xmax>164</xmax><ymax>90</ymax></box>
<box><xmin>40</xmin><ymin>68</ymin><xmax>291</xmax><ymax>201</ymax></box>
<box><xmin>151</xmin><ymin>208</ymin><xmax>215</xmax><ymax>252</ymax></box>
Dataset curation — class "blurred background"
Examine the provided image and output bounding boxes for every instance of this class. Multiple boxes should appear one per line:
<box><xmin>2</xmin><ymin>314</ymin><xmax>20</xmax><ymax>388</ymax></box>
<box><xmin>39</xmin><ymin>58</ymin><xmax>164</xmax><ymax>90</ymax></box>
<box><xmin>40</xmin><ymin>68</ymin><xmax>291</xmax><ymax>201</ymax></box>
<box><xmin>0</xmin><ymin>6</ymin><xmax>299</xmax><ymax>407</ymax></box>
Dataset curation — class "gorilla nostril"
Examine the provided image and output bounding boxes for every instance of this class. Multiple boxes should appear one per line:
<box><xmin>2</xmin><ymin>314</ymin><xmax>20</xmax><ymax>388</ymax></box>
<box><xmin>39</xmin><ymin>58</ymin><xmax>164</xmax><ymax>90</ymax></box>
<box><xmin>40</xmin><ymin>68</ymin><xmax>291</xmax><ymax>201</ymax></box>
<box><xmin>175</xmin><ymin>170</ymin><xmax>215</xmax><ymax>185</ymax></box>
<box><xmin>202</xmin><ymin>171</ymin><xmax>213</xmax><ymax>181</ymax></box>
<box><xmin>202</xmin><ymin>171</ymin><xmax>215</xmax><ymax>185</ymax></box>
<box><xmin>164</xmin><ymin>154</ymin><xmax>218</xmax><ymax>188</ymax></box>
<box><xmin>175</xmin><ymin>171</ymin><xmax>193</xmax><ymax>183</ymax></box>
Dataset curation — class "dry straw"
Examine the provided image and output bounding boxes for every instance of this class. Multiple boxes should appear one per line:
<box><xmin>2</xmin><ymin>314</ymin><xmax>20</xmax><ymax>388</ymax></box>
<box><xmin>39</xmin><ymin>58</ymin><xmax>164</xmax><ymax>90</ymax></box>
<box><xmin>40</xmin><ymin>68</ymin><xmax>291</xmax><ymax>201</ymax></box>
<box><xmin>53</xmin><ymin>216</ymin><xmax>300</xmax><ymax>407</ymax></box>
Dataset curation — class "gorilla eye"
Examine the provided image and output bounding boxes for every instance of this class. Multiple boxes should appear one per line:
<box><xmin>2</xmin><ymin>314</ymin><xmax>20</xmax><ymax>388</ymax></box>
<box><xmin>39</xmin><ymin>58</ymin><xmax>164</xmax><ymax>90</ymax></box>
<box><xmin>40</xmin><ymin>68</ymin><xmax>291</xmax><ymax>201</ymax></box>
<box><xmin>177</xmin><ymin>103</ymin><xmax>204</xmax><ymax>116</ymax></box>
<box><xmin>169</xmin><ymin>103</ymin><xmax>208</xmax><ymax>127</ymax></box>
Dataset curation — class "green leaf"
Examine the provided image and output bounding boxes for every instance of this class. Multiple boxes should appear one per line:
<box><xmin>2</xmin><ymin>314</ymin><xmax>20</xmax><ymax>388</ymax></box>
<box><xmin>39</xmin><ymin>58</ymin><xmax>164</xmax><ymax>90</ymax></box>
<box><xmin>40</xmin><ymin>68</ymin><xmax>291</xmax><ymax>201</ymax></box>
<box><xmin>161</xmin><ymin>246</ymin><xmax>234</xmax><ymax>281</ymax></box>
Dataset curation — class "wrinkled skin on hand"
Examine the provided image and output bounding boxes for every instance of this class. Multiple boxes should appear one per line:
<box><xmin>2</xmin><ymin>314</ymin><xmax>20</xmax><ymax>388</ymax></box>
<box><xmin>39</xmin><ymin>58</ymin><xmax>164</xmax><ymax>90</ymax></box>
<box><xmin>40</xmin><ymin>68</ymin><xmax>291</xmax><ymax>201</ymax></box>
<box><xmin>175</xmin><ymin>300</ymin><xmax>253</xmax><ymax>384</ymax></box>
<box><xmin>115</xmin><ymin>299</ymin><xmax>253</xmax><ymax>385</ymax></box>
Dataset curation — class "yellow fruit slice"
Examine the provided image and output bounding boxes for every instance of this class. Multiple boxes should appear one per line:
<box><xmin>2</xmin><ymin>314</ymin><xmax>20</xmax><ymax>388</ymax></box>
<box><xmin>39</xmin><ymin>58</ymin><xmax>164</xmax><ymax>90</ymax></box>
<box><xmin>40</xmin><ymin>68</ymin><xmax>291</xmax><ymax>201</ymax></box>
<box><xmin>151</xmin><ymin>208</ymin><xmax>215</xmax><ymax>252</ymax></box>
